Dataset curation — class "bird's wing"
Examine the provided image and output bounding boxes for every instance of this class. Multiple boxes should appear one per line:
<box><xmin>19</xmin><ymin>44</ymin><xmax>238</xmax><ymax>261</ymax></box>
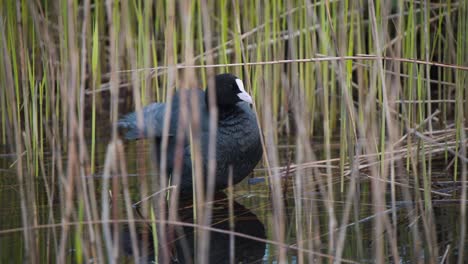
<box><xmin>118</xmin><ymin>102</ymin><xmax>167</xmax><ymax>140</ymax></box>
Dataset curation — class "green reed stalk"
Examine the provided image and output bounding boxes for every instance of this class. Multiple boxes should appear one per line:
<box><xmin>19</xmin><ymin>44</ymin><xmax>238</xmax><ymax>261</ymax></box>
<box><xmin>74</xmin><ymin>201</ymin><xmax>84</xmax><ymax>263</ymax></box>
<box><xmin>456</xmin><ymin>1</ymin><xmax>468</xmax><ymax>263</ymax></box>
<box><xmin>91</xmin><ymin>16</ymin><xmax>99</xmax><ymax>174</ymax></box>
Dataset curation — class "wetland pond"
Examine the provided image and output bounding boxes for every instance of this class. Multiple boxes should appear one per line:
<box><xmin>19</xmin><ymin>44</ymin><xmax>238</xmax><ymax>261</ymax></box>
<box><xmin>0</xmin><ymin>132</ymin><xmax>465</xmax><ymax>263</ymax></box>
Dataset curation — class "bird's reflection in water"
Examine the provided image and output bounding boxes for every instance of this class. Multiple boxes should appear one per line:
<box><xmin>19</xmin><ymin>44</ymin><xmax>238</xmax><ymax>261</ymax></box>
<box><xmin>121</xmin><ymin>193</ymin><xmax>266</xmax><ymax>263</ymax></box>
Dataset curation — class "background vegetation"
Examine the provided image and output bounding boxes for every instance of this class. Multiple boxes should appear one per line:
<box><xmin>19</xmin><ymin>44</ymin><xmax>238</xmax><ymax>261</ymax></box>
<box><xmin>0</xmin><ymin>0</ymin><xmax>467</xmax><ymax>263</ymax></box>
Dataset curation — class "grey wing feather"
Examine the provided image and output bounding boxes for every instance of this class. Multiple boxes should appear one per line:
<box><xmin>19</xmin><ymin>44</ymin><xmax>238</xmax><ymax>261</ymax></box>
<box><xmin>118</xmin><ymin>103</ymin><xmax>167</xmax><ymax>140</ymax></box>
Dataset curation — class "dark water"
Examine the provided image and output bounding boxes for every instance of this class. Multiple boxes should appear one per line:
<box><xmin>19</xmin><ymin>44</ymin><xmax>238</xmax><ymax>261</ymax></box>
<box><xmin>0</xmin><ymin>137</ymin><xmax>466</xmax><ymax>263</ymax></box>
<box><xmin>120</xmin><ymin>193</ymin><xmax>266</xmax><ymax>263</ymax></box>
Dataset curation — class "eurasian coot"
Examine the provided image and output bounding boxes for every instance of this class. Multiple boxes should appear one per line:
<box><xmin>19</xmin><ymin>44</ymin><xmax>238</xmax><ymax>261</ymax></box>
<box><xmin>118</xmin><ymin>73</ymin><xmax>262</xmax><ymax>193</ymax></box>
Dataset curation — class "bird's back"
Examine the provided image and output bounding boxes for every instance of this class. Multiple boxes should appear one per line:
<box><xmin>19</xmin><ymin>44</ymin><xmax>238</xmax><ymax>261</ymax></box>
<box><xmin>118</xmin><ymin>88</ymin><xmax>207</xmax><ymax>140</ymax></box>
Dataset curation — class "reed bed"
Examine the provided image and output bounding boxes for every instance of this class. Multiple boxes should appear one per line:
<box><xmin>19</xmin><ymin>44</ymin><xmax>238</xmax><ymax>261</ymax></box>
<box><xmin>0</xmin><ymin>0</ymin><xmax>467</xmax><ymax>263</ymax></box>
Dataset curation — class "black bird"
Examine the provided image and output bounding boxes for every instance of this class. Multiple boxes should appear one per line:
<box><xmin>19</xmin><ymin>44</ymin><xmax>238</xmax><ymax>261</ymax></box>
<box><xmin>118</xmin><ymin>73</ymin><xmax>263</xmax><ymax>193</ymax></box>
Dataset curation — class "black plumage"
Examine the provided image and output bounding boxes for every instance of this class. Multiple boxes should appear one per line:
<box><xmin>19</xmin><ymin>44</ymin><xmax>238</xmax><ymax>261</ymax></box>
<box><xmin>118</xmin><ymin>74</ymin><xmax>262</xmax><ymax>193</ymax></box>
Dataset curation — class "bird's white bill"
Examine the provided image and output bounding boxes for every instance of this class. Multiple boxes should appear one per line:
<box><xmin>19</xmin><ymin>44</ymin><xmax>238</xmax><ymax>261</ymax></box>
<box><xmin>235</xmin><ymin>78</ymin><xmax>253</xmax><ymax>104</ymax></box>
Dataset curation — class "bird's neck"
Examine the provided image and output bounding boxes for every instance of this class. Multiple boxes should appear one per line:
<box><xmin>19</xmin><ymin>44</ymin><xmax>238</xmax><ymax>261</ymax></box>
<box><xmin>205</xmin><ymin>101</ymin><xmax>240</xmax><ymax>120</ymax></box>
<box><xmin>217</xmin><ymin>105</ymin><xmax>238</xmax><ymax>120</ymax></box>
